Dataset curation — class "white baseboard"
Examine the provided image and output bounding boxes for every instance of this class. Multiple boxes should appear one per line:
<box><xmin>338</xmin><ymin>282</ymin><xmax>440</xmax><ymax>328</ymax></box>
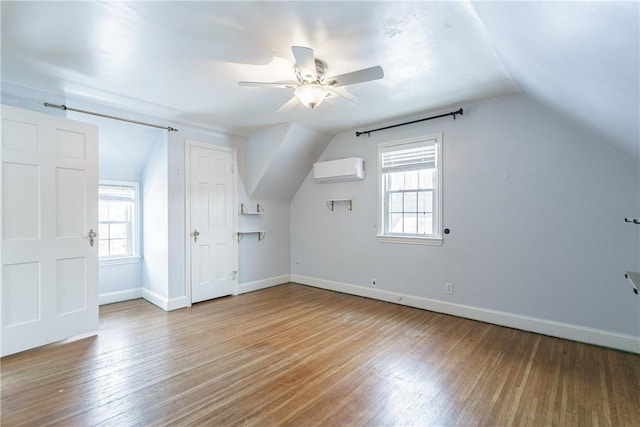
<box><xmin>238</xmin><ymin>274</ymin><xmax>291</xmax><ymax>294</ymax></box>
<box><xmin>99</xmin><ymin>288</ymin><xmax>143</xmax><ymax>305</ymax></box>
<box><xmin>290</xmin><ymin>274</ymin><xmax>640</xmax><ymax>354</ymax></box>
<box><xmin>142</xmin><ymin>288</ymin><xmax>188</xmax><ymax>312</ymax></box>
<box><xmin>167</xmin><ymin>296</ymin><xmax>189</xmax><ymax>311</ymax></box>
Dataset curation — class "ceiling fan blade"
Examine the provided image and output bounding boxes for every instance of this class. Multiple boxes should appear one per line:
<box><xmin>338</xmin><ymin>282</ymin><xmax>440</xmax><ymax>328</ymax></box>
<box><xmin>291</xmin><ymin>46</ymin><xmax>317</xmax><ymax>82</ymax></box>
<box><xmin>327</xmin><ymin>65</ymin><xmax>384</xmax><ymax>88</ymax></box>
<box><xmin>328</xmin><ymin>87</ymin><xmax>357</xmax><ymax>104</ymax></box>
<box><xmin>238</xmin><ymin>81</ymin><xmax>298</xmax><ymax>89</ymax></box>
<box><xmin>276</xmin><ymin>96</ymin><xmax>300</xmax><ymax>113</ymax></box>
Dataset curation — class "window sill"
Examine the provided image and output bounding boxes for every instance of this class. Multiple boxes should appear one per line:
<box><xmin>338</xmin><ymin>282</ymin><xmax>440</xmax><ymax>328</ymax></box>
<box><xmin>376</xmin><ymin>235</ymin><xmax>443</xmax><ymax>246</ymax></box>
<box><xmin>99</xmin><ymin>256</ymin><xmax>141</xmax><ymax>267</ymax></box>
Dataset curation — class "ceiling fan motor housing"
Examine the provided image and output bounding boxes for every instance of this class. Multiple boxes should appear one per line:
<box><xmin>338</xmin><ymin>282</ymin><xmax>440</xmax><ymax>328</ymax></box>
<box><xmin>295</xmin><ymin>59</ymin><xmax>328</xmax><ymax>84</ymax></box>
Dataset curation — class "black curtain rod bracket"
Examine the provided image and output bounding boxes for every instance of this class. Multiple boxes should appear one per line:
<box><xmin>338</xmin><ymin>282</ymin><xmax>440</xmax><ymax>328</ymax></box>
<box><xmin>356</xmin><ymin>108</ymin><xmax>463</xmax><ymax>137</ymax></box>
<box><xmin>43</xmin><ymin>102</ymin><xmax>179</xmax><ymax>132</ymax></box>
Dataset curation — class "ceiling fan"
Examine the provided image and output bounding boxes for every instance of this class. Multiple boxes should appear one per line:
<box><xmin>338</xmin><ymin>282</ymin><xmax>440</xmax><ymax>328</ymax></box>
<box><xmin>238</xmin><ymin>46</ymin><xmax>384</xmax><ymax>111</ymax></box>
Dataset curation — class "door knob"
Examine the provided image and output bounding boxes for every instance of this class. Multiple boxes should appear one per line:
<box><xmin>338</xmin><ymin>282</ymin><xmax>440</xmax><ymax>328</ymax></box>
<box><xmin>192</xmin><ymin>229</ymin><xmax>200</xmax><ymax>242</ymax></box>
<box><xmin>88</xmin><ymin>229</ymin><xmax>97</xmax><ymax>247</ymax></box>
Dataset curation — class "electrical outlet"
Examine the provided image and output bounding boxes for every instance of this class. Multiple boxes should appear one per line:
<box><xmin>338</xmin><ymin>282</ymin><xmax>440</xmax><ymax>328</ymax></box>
<box><xmin>445</xmin><ymin>282</ymin><xmax>453</xmax><ymax>294</ymax></box>
<box><xmin>371</xmin><ymin>278</ymin><xmax>376</xmax><ymax>287</ymax></box>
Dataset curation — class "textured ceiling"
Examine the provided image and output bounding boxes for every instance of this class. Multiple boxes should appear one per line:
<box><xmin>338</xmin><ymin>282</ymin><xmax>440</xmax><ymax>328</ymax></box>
<box><xmin>1</xmin><ymin>1</ymin><xmax>638</xmax><ymax>161</ymax></box>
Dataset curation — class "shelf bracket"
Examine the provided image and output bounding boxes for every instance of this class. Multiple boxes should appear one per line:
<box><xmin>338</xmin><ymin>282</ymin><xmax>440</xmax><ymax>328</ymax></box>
<box><xmin>326</xmin><ymin>199</ymin><xmax>352</xmax><ymax>211</ymax></box>
<box><xmin>240</xmin><ymin>203</ymin><xmax>264</xmax><ymax>215</ymax></box>
<box><xmin>237</xmin><ymin>230</ymin><xmax>266</xmax><ymax>242</ymax></box>
<box><xmin>625</xmin><ymin>272</ymin><xmax>639</xmax><ymax>295</ymax></box>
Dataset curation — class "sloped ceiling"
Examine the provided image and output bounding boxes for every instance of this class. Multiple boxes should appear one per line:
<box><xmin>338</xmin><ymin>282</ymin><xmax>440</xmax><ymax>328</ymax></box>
<box><xmin>472</xmin><ymin>1</ymin><xmax>639</xmax><ymax>163</ymax></box>
<box><xmin>1</xmin><ymin>1</ymin><xmax>638</xmax><ymax>162</ymax></box>
<box><xmin>246</xmin><ymin>123</ymin><xmax>332</xmax><ymax>201</ymax></box>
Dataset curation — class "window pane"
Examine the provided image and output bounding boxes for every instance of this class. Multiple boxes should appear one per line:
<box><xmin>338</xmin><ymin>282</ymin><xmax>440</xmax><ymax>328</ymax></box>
<box><xmin>388</xmin><ymin>172</ymin><xmax>404</xmax><ymax>191</ymax></box>
<box><xmin>404</xmin><ymin>170</ymin><xmax>420</xmax><ymax>190</ymax></box>
<box><xmin>110</xmin><ymin>223</ymin><xmax>127</xmax><ymax>239</ymax></box>
<box><xmin>390</xmin><ymin>192</ymin><xmax>403</xmax><ymax>212</ymax></box>
<box><xmin>109</xmin><ymin>239</ymin><xmax>128</xmax><ymax>256</ymax></box>
<box><xmin>419</xmin><ymin>169</ymin><xmax>436</xmax><ymax>189</ymax></box>
<box><xmin>418</xmin><ymin>191</ymin><xmax>433</xmax><ymax>213</ymax></box>
<box><xmin>389</xmin><ymin>213</ymin><xmax>403</xmax><ymax>233</ymax></box>
<box><xmin>108</xmin><ymin>203</ymin><xmax>130</xmax><ymax>221</ymax></box>
<box><xmin>99</xmin><ymin>204</ymin><xmax>109</xmax><ymax>221</ymax></box>
<box><xmin>418</xmin><ymin>213</ymin><xmax>433</xmax><ymax>235</ymax></box>
<box><xmin>404</xmin><ymin>213</ymin><xmax>418</xmax><ymax>234</ymax></box>
<box><xmin>404</xmin><ymin>192</ymin><xmax>417</xmax><ymax>212</ymax></box>
<box><xmin>98</xmin><ymin>223</ymin><xmax>109</xmax><ymax>239</ymax></box>
<box><xmin>98</xmin><ymin>240</ymin><xmax>109</xmax><ymax>257</ymax></box>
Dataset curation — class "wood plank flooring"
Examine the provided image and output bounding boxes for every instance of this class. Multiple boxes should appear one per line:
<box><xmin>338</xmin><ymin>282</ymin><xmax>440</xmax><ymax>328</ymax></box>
<box><xmin>2</xmin><ymin>283</ymin><xmax>639</xmax><ymax>426</ymax></box>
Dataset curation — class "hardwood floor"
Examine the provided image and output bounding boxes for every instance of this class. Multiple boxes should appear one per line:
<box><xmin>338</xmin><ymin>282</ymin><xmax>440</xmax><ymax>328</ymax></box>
<box><xmin>2</xmin><ymin>283</ymin><xmax>639</xmax><ymax>426</ymax></box>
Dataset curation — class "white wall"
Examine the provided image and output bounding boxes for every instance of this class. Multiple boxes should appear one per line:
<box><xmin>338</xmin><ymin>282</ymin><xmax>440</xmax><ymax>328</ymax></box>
<box><xmin>98</xmin><ymin>262</ymin><xmax>142</xmax><ymax>297</ymax></box>
<box><xmin>290</xmin><ymin>93</ymin><xmax>640</xmax><ymax>350</ymax></box>
<box><xmin>237</xmin><ymin>198</ymin><xmax>291</xmax><ymax>288</ymax></box>
<box><xmin>142</xmin><ymin>136</ymin><xmax>169</xmax><ymax>301</ymax></box>
<box><xmin>238</xmin><ymin>134</ymin><xmax>293</xmax><ymax>289</ymax></box>
<box><xmin>246</xmin><ymin>123</ymin><xmax>290</xmax><ymax>197</ymax></box>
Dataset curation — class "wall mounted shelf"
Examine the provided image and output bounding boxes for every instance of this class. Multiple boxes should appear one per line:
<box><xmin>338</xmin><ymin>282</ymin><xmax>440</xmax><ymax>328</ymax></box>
<box><xmin>240</xmin><ymin>203</ymin><xmax>264</xmax><ymax>215</ymax></box>
<box><xmin>326</xmin><ymin>199</ymin><xmax>352</xmax><ymax>211</ymax></box>
<box><xmin>237</xmin><ymin>230</ymin><xmax>266</xmax><ymax>242</ymax></box>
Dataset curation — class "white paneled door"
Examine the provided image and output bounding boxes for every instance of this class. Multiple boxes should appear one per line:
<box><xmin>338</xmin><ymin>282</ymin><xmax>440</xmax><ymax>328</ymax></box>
<box><xmin>1</xmin><ymin>105</ymin><xmax>98</xmax><ymax>357</ymax></box>
<box><xmin>188</xmin><ymin>143</ymin><xmax>237</xmax><ymax>303</ymax></box>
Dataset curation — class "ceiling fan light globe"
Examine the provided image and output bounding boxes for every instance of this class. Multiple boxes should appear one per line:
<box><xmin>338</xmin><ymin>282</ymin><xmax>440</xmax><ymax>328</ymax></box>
<box><xmin>294</xmin><ymin>84</ymin><xmax>329</xmax><ymax>109</ymax></box>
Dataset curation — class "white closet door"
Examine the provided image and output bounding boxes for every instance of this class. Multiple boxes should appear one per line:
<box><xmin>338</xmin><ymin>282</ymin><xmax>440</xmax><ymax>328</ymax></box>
<box><xmin>2</xmin><ymin>105</ymin><xmax>99</xmax><ymax>357</ymax></box>
<box><xmin>189</xmin><ymin>143</ymin><xmax>237</xmax><ymax>303</ymax></box>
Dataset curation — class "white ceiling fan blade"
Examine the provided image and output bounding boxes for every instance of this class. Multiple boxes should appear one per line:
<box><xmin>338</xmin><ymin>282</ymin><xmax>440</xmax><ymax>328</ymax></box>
<box><xmin>291</xmin><ymin>46</ymin><xmax>317</xmax><ymax>82</ymax></box>
<box><xmin>238</xmin><ymin>81</ymin><xmax>298</xmax><ymax>89</ymax></box>
<box><xmin>276</xmin><ymin>96</ymin><xmax>300</xmax><ymax>113</ymax></box>
<box><xmin>328</xmin><ymin>87</ymin><xmax>357</xmax><ymax>104</ymax></box>
<box><xmin>327</xmin><ymin>66</ymin><xmax>384</xmax><ymax>88</ymax></box>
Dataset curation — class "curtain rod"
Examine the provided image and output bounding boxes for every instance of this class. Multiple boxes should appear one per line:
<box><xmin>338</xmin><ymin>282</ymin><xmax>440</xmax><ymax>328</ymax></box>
<box><xmin>43</xmin><ymin>102</ymin><xmax>179</xmax><ymax>132</ymax></box>
<box><xmin>356</xmin><ymin>108</ymin><xmax>463</xmax><ymax>137</ymax></box>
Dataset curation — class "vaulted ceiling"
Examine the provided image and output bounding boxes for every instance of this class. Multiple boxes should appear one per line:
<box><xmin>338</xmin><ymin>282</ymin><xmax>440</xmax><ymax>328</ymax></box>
<box><xmin>2</xmin><ymin>1</ymin><xmax>638</xmax><ymax>162</ymax></box>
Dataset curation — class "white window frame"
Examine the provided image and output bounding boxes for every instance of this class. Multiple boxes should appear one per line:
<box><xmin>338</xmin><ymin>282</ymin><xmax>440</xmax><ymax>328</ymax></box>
<box><xmin>377</xmin><ymin>133</ymin><xmax>443</xmax><ymax>245</ymax></box>
<box><xmin>98</xmin><ymin>180</ymin><xmax>141</xmax><ymax>265</ymax></box>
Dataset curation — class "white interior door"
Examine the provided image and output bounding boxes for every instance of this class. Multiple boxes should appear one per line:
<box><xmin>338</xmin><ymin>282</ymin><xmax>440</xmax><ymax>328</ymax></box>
<box><xmin>1</xmin><ymin>105</ymin><xmax>98</xmax><ymax>357</ymax></box>
<box><xmin>189</xmin><ymin>143</ymin><xmax>237</xmax><ymax>303</ymax></box>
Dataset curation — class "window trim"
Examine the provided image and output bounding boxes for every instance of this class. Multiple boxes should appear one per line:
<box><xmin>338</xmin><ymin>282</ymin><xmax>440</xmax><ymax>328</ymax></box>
<box><xmin>98</xmin><ymin>180</ymin><xmax>141</xmax><ymax>265</ymax></box>
<box><xmin>376</xmin><ymin>133</ymin><xmax>443</xmax><ymax>246</ymax></box>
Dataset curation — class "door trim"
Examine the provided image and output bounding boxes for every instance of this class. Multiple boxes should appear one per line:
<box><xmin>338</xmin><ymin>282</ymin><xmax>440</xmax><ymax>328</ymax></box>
<box><xmin>184</xmin><ymin>139</ymin><xmax>238</xmax><ymax>306</ymax></box>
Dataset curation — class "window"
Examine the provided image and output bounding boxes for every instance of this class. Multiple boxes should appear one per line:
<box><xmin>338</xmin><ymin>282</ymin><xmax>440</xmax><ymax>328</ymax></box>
<box><xmin>98</xmin><ymin>181</ymin><xmax>140</xmax><ymax>263</ymax></box>
<box><xmin>378</xmin><ymin>134</ymin><xmax>443</xmax><ymax>245</ymax></box>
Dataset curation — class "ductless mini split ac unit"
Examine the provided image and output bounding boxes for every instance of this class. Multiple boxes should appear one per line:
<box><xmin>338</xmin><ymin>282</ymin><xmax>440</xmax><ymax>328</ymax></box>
<box><xmin>313</xmin><ymin>157</ymin><xmax>365</xmax><ymax>183</ymax></box>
